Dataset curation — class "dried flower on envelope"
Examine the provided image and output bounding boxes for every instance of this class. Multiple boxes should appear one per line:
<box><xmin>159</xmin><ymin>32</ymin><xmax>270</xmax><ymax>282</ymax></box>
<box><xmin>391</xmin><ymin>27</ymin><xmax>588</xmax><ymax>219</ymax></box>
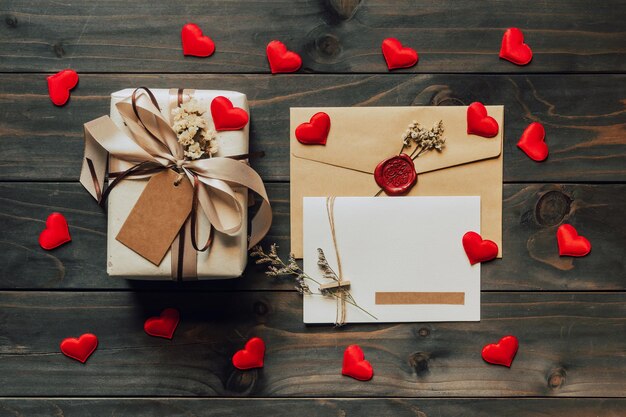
<box><xmin>375</xmin><ymin>119</ymin><xmax>446</xmax><ymax>196</ymax></box>
<box><xmin>172</xmin><ymin>99</ymin><xmax>218</xmax><ymax>160</ymax></box>
<box><xmin>402</xmin><ymin>120</ymin><xmax>445</xmax><ymax>152</ymax></box>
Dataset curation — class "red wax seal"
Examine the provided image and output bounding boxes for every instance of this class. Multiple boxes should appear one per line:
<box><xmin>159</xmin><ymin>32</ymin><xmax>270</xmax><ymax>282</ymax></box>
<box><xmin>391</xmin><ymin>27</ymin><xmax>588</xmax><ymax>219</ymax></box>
<box><xmin>374</xmin><ymin>153</ymin><xmax>417</xmax><ymax>195</ymax></box>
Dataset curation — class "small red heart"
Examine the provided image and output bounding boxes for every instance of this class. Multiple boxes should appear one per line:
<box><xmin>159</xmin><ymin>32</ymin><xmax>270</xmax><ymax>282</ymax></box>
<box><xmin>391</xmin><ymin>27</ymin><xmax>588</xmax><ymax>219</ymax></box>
<box><xmin>295</xmin><ymin>112</ymin><xmax>331</xmax><ymax>145</ymax></box>
<box><xmin>517</xmin><ymin>122</ymin><xmax>548</xmax><ymax>162</ymax></box>
<box><xmin>60</xmin><ymin>333</ymin><xmax>98</xmax><ymax>363</ymax></box>
<box><xmin>462</xmin><ymin>231</ymin><xmax>498</xmax><ymax>265</ymax></box>
<box><xmin>181</xmin><ymin>23</ymin><xmax>215</xmax><ymax>57</ymax></box>
<box><xmin>482</xmin><ymin>335</ymin><xmax>519</xmax><ymax>367</ymax></box>
<box><xmin>144</xmin><ymin>308</ymin><xmax>180</xmax><ymax>339</ymax></box>
<box><xmin>557</xmin><ymin>224</ymin><xmax>591</xmax><ymax>257</ymax></box>
<box><xmin>232</xmin><ymin>337</ymin><xmax>265</xmax><ymax>370</ymax></box>
<box><xmin>500</xmin><ymin>28</ymin><xmax>533</xmax><ymax>66</ymax></box>
<box><xmin>342</xmin><ymin>345</ymin><xmax>373</xmax><ymax>381</ymax></box>
<box><xmin>210</xmin><ymin>96</ymin><xmax>249</xmax><ymax>131</ymax></box>
<box><xmin>39</xmin><ymin>212</ymin><xmax>71</xmax><ymax>250</ymax></box>
<box><xmin>381</xmin><ymin>38</ymin><xmax>418</xmax><ymax>70</ymax></box>
<box><xmin>266</xmin><ymin>40</ymin><xmax>302</xmax><ymax>74</ymax></box>
<box><xmin>47</xmin><ymin>69</ymin><xmax>79</xmax><ymax>106</ymax></box>
<box><xmin>467</xmin><ymin>102</ymin><xmax>499</xmax><ymax>138</ymax></box>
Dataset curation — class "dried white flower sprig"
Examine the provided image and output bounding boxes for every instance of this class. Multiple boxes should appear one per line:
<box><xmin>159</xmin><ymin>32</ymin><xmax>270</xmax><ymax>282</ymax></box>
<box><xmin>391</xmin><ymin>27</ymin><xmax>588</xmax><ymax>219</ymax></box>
<box><xmin>171</xmin><ymin>99</ymin><xmax>218</xmax><ymax>160</ymax></box>
<box><xmin>250</xmin><ymin>244</ymin><xmax>377</xmax><ymax>324</ymax></box>
<box><xmin>400</xmin><ymin>120</ymin><xmax>446</xmax><ymax>158</ymax></box>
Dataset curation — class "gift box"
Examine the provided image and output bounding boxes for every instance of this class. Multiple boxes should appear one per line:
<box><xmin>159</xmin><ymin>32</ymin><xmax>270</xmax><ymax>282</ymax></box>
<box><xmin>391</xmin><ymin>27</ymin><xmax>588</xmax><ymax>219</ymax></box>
<box><xmin>80</xmin><ymin>88</ymin><xmax>272</xmax><ymax>280</ymax></box>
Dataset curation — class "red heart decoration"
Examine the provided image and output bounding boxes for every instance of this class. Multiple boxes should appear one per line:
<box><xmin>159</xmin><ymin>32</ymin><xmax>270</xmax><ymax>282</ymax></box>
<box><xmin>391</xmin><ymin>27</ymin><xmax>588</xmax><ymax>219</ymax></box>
<box><xmin>517</xmin><ymin>122</ymin><xmax>548</xmax><ymax>162</ymax></box>
<box><xmin>210</xmin><ymin>96</ymin><xmax>249</xmax><ymax>131</ymax></box>
<box><xmin>181</xmin><ymin>23</ymin><xmax>215</xmax><ymax>57</ymax></box>
<box><xmin>144</xmin><ymin>308</ymin><xmax>180</xmax><ymax>339</ymax></box>
<box><xmin>266</xmin><ymin>40</ymin><xmax>302</xmax><ymax>74</ymax></box>
<box><xmin>500</xmin><ymin>28</ymin><xmax>533</xmax><ymax>66</ymax></box>
<box><xmin>60</xmin><ymin>333</ymin><xmax>98</xmax><ymax>363</ymax></box>
<box><xmin>462</xmin><ymin>231</ymin><xmax>498</xmax><ymax>265</ymax></box>
<box><xmin>381</xmin><ymin>38</ymin><xmax>418</xmax><ymax>70</ymax></box>
<box><xmin>342</xmin><ymin>345</ymin><xmax>373</xmax><ymax>381</ymax></box>
<box><xmin>47</xmin><ymin>69</ymin><xmax>79</xmax><ymax>106</ymax></box>
<box><xmin>295</xmin><ymin>112</ymin><xmax>331</xmax><ymax>145</ymax></box>
<box><xmin>482</xmin><ymin>335</ymin><xmax>519</xmax><ymax>367</ymax></box>
<box><xmin>557</xmin><ymin>224</ymin><xmax>591</xmax><ymax>257</ymax></box>
<box><xmin>467</xmin><ymin>102</ymin><xmax>499</xmax><ymax>138</ymax></box>
<box><xmin>232</xmin><ymin>337</ymin><xmax>265</xmax><ymax>370</ymax></box>
<box><xmin>39</xmin><ymin>212</ymin><xmax>71</xmax><ymax>250</ymax></box>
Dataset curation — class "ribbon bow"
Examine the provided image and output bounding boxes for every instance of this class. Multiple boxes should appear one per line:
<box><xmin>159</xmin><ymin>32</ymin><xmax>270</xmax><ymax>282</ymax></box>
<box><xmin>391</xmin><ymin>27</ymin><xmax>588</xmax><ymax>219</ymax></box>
<box><xmin>79</xmin><ymin>88</ymin><xmax>272</xmax><ymax>262</ymax></box>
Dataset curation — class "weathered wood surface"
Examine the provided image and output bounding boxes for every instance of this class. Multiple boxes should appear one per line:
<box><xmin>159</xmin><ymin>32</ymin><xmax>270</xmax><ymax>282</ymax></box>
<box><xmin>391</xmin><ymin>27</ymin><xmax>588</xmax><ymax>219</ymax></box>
<box><xmin>0</xmin><ymin>291</ymin><xmax>623</xmax><ymax>397</ymax></box>
<box><xmin>0</xmin><ymin>398</ymin><xmax>624</xmax><ymax>417</ymax></box>
<box><xmin>1</xmin><ymin>0</ymin><xmax>625</xmax><ymax>411</ymax></box>
<box><xmin>1</xmin><ymin>182</ymin><xmax>624</xmax><ymax>291</ymax></box>
<box><xmin>1</xmin><ymin>0</ymin><xmax>625</xmax><ymax>73</ymax></box>
<box><xmin>1</xmin><ymin>74</ymin><xmax>625</xmax><ymax>182</ymax></box>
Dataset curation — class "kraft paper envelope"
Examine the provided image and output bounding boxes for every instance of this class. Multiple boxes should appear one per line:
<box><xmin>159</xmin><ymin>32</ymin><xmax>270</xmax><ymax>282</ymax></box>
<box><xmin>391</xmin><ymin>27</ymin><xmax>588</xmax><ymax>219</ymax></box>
<box><xmin>303</xmin><ymin>196</ymin><xmax>481</xmax><ymax>323</ymax></box>
<box><xmin>290</xmin><ymin>106</ymin><xmax>503</xmax><ymax>259</ymax></box>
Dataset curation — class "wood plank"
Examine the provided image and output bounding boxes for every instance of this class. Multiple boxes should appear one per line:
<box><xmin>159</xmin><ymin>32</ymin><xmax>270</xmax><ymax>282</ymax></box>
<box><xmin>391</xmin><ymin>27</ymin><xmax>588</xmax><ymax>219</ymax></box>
<box><xmin>0</xmin><ymin>398</ymin><xmax>624</xmax><ymax>416</ymax></box>
<box><xmin>1</xmin><ymin>0</ymin><xmax>624</xmax><ymax>73</ymax></box>
<box><xmin>0</xmin><ymin>182</ymin><xmax>289</xmax><ymax>290</ymax></box>
<box><xmin>1</xmin><ymin>74</ymin><xmax>624</xmax><ymax>182</ymax></box>
<box><xmin>0</xmin><ymin>291</ymin><xmax>622</xmax><ymax>397</ymax></box>
<box><xmin>1</xmin><ymin>182</ymin><xmax>624</xmax><ymax>291</ymax></box>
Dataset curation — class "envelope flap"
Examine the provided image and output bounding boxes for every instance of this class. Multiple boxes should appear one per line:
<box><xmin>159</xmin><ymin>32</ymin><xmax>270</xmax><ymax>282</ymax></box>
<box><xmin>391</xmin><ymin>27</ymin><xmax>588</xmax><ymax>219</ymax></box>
<box><xmin>291</xmin><ymin>106</ymin><xmax>503</xmax><ymax>174</ymax></box>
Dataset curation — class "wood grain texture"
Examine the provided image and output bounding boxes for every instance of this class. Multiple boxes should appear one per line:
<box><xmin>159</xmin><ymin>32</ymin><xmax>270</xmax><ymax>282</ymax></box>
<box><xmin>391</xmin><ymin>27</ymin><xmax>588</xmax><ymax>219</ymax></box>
<box><xmin>0</xmin><ymin>291</ymin><xmax>623</xmax><ymax>397</ymax></box>
<box><xmin>1</xmin><ymin>0</ymin><xmax>625</xmax><ymax>73</ymax></box>
<box><xmin>0</xmin><ymin>182</ymin><xmax>289</xmax><ymax>290</ymax></box>
<box><xmin>1</xmin><ymin>74</ymin><xmax>625</xmax><ymax>182</ymax></box>
<box><xmin>1</xmin><ymin>182</ymin><xmax>624</xmax><ymax>290</ymax></box>
<box><xmin>0</xmin><ymin>398</ymin><xmax>624</xmax><ymax>417</ymax></box>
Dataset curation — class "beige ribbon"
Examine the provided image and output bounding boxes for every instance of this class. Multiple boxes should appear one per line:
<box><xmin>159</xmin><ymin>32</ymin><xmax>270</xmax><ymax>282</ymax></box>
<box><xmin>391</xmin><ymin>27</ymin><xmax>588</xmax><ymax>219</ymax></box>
<box><xmin>79</xmin><ymin>88</ymin><xmax>272</xmax><ymax>279</ymax></box>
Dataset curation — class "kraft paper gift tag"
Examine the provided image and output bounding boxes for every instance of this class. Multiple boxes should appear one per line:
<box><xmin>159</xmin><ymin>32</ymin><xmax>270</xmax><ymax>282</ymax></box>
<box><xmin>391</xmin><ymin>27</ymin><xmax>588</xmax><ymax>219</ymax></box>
<box><xmin>303</xmin><ymin>196</ymin><xmax>481</xmax><ymax>324</ymax></box>
<box><xmin>116</xmin><ymin>169</ymin><xmax>194</xmax><ymax>265</ymax></box>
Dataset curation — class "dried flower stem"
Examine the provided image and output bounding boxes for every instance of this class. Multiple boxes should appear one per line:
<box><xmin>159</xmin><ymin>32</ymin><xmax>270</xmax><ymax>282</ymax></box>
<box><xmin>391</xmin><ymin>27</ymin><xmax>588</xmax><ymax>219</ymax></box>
<box><xmin>250</xmin><ymin>244</ymin><xmax>377</xmax><ymax>322</ymax></box>
<box><xmin>399</xmin><ymin>120</ymin><xmax>446</xmax><ymax>159</ymax></box>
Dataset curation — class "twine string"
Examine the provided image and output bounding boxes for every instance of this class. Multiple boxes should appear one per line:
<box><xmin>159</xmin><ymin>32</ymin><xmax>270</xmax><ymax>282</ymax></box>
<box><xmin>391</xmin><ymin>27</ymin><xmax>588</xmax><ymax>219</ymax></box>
<box><xmin>325</xmin><ymin>196</ymin><xmax>346</xmax><ymax>326</ymax></box>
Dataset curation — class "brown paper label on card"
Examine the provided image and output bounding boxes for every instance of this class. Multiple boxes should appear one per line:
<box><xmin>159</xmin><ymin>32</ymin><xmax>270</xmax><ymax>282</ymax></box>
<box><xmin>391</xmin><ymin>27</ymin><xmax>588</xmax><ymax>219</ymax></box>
<box><xmin>116</xmin><ymin>170</ymin><xmax>193</xmax><ymax>266</ymax></box>
<box><xmin>375</xmin><ymin>292</ymin><xmax>465</xmax><ymax>305</ymax></box>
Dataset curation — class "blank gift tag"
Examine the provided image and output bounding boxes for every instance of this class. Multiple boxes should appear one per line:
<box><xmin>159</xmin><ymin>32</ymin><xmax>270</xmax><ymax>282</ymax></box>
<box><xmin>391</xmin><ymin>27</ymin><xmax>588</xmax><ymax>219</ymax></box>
<box><xmin>116</xmin><ymin>170</ymin><xmax>193</xmax><ymax>265</ymax></box>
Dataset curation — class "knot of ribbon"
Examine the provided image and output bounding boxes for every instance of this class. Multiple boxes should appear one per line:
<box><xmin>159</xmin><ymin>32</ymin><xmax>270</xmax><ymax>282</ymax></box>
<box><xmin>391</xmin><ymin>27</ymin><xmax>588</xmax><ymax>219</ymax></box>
<box><xmin>79</xmin><ymin>87</ymin><xmax>272</xmax><ymax>277</ymax></box>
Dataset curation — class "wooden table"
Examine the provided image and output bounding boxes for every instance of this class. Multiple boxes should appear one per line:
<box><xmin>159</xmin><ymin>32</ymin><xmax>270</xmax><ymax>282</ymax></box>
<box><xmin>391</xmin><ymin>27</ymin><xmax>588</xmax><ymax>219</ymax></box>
<box><xmin>1</xmin><ymin>1</ymin><xmax>625</xmax><ymax>415</ymax></box>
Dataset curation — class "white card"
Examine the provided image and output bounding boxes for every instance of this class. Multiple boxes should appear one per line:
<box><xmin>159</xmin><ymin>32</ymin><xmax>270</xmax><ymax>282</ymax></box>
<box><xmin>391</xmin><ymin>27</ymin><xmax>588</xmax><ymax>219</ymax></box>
<box><xmin>303</xmin><ymin>196</ymin><xmax>481</xmax><ymax>324</ymax></box>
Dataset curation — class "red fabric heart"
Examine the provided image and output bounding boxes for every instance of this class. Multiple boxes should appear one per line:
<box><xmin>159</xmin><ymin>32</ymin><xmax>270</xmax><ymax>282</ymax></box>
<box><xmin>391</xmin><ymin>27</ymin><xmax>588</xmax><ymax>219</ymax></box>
<box><xmin>517</xmin><ymin>122</ymin><xmax>548</xmax><ymax>162</ymax></box>
<box><xmin>232</xmin><ymin>337</ymin><xmax>265</xmax><ymax>370</ymax></box>
<box><xmin>39</xmin><ymin>212</ymin><xmax>71</xmax><ymax>250</ymax></box>
<box><xmin>47</xmin><ymin>69</ymin><xmax>79</xmax><ymax>106</ymax></box>
<box><xmin>295</xmin><ymin>112</ymin><xmax>331</xmax><ymax>145</ymax></box>
<box><xmin>500</xmin><ymin>28</ymin><xmax>533</xmax><ymax>66</ymax></box>
<box><xmin>557</xmin><ymin>224</ymin><xmax>591</xmax><ymax>257</ymax></box>
<box><xmin>462</xmin><ymin>231</ymin><xmax>498</xmax><ymax>265</ymax></box>
<box><xmin>144</xmin><ymin>308</ymin><xmax>180</xmax><ymax>339</ymax></box>
<box><xmin>266</xmin><ymin>40</ymin><xmax>302</xmax><ymax>74</ymax></box>
<box><xmin>482</xmin><ymin>335</ymin><xmax>519</xmax><ymax>367</ymax></box>
<box><xmin>467</xmin><ymin>102</ymin><xmax>499</xmax><ymax>138</ymax></box>
<box><xmin>210</xmin><ymin>96</ymin><xmax>249</xmax><ymax>131</ymax></box>
<box><xmin>381</xmin><ymin>38</ymin><xmax>418</xmax><ymax>70</ymax></box>
<box><xmin>181</xmin><ymin>23</ymin><xmax>215</xmax><ymax>57</ymax></box>
<box><xmin>60</xmin><ymin>333</ymin><xmax>98</xmax><ymax>363</ymax></box>
<box><xmin>342</xmin><ymin>345</ymin><xmax>373</xmax><ymax>381</ymax></box>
